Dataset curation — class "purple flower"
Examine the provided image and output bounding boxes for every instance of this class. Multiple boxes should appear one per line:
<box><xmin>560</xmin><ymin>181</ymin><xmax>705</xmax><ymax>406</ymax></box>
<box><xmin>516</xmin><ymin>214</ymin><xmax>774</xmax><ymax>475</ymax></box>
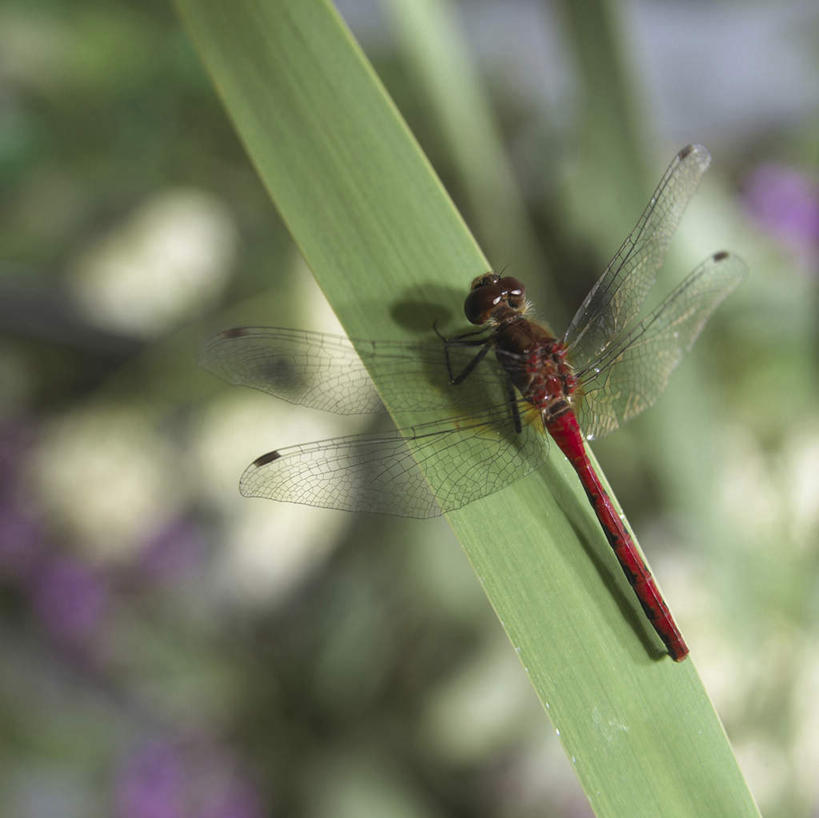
<box><xmin>116</xmin><ymin>740</ymin><xmax>264</xmax><ymax>818</ymax></box>
<box><xmin>138</xmin><ymin>517</ymin><xmax>207</xmax><ymax>584</ymax></box>
<box><xmin>0</xmin><ymin>421</ymin><xmax>43</xmax><ymax>579</ymax></box>
<box><xmin>116</xmin><ymin>741</ymin><xmax>187</xmax><ymax>818</ymax></box>
<box><xmin>0</xmin><ymin>503</ymin><xmax>43</xmax><ymax>580</ymax></box>
<box><xmin>196</xmin><ymin>763</ymin><xmax>263</xmax><ymax>818</ymax></box>
<box><xmin>744</xmin><ymin>164</ymin><xmax>819</xmax><ymax>260</ymax></box>
<box><xmin>31</xmin><ymin>555</ymin><xmax>108</xmax><ymax>647</ymax></box>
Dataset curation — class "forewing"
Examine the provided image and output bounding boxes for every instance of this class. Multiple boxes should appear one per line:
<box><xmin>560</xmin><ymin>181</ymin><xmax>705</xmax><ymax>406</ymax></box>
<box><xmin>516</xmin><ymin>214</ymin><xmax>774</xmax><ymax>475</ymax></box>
<box><xmin>200</xmin><ymin>327</ymin><xmax>511</xmax><ymax>416</ymax></box>
<box><xmin>574</xmin><ymin>252</ymin><xmax>747</xmax><ymax>440</ymax></box>
<box><xmin>564</xmin><ymin>145</ymin><xmax>712</xmax><ymax>371</ymax></box>
<box><xmin>239</xmin><ymin>402</ymin><xmax>548</xmax><ymax>518</ymax></box>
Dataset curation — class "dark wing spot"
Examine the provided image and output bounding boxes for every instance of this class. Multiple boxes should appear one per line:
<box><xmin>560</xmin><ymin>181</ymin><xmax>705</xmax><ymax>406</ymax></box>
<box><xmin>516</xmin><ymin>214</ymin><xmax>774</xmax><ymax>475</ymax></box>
<box><xmin>678</xmin><ymin>144</ymin><xmax>694</xmax><ymax>159</ymax></box>
<box><xmin>713</xmin><ymin>250</ymin><xmax>729</xmax><ymax>262</ymax></box>
<box><xmin>252</xmin><ymin>450</ymin><xmax>281</xmax><ymax>467</ymax></box>
<box><xmin>220</xmin><ymin>327</ymin><xmax>250</xmax><ymax>339</ymax></box>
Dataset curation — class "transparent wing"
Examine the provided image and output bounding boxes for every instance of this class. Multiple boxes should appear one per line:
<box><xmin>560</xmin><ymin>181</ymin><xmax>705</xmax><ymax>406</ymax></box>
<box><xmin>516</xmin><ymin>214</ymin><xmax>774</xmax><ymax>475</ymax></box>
<box><xmin>239</xmin><ymin>401</ymin><xmax>548</xmax><ymax>518</ymax></box>
<box><xmin>200</xmin><ymin>327</ymin><xmax>512</xmax><ymax>416</ymax></box>
<box><xmin>574</xmin><ymin>252</ymin><xmax>747</xmax><ymax>440</ymax></box>
<box><xmin>564</xmin><ymin>145</ymin><xmax>712</xmax><ymax>371</ymax></box>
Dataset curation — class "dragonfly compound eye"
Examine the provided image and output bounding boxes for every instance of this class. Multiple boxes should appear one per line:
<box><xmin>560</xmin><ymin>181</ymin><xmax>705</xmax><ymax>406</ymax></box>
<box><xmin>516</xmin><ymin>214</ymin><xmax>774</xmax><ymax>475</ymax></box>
<box><xmin>499</xmin><ymin>276</ymin><xmax>526</xmax><ymax>310</ymax></box>
<box><xmin>464</xmin><ymin>279</ymin><xmax>506</xmax><ymax>324</ymax></box>
<box><xmin>469</xmin><ymin>272</ymin><xmax>501</xmax><ymax>291</ymax></box>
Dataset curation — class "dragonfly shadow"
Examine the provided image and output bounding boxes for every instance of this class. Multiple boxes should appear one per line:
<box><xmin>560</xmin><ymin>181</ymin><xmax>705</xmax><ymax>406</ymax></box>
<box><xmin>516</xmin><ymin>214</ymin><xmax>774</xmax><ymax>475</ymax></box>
<box><xmin>345</xmin><ymin>281</ymin><xmax>469</xmax><ymax>336</ymax></box>
<box><xmin>389</xmin><ymin>290</ymin><xmax>459</xmax><ymax>334</ymax></box>
<box><xmin>536</xmin><ymin>461</ymin><xmax>666</xmax><ymax>663</ymax></box>
<box><xmin>325</xmin><ymin>282</ymin><xmax>523</xmax><ymax>426</ymax></box>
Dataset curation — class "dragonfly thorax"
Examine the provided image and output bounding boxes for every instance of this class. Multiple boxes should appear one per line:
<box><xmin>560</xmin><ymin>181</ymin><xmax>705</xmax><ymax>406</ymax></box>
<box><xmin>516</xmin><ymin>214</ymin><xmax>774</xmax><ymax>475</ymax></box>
<box><xmin>490</xmin><ymin>315</ymin><xmax>578</xmax><ymax>420</ymax></box>
<box><xmin>520</xmin><ymin>340</ymin><xmax>578</xmax><ymax>419</ymax></box>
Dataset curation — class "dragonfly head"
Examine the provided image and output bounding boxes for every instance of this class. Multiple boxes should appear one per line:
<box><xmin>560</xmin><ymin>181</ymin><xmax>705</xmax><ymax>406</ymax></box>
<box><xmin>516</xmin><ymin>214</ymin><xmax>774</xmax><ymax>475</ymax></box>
<box><xmin>464</xmin><ymin>273</ymin><xmax>526</xmax><ymax>325</ymax></box>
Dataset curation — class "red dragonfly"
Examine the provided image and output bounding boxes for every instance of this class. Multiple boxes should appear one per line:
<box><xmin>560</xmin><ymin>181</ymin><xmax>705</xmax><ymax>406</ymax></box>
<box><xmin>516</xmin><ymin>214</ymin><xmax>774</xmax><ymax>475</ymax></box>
<box><xmin>202</xmin><ymin>145</ymin><xmax>746</xmax><ymax>661</ymax></box>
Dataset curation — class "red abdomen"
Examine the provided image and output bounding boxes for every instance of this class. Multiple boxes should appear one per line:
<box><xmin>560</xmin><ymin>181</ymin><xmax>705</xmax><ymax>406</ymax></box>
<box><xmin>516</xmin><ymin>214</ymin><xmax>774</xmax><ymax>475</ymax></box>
<box><xmin>545</xmin><ymin>411</ymin><xmax>689</xmax><ymax>660</ymax></box>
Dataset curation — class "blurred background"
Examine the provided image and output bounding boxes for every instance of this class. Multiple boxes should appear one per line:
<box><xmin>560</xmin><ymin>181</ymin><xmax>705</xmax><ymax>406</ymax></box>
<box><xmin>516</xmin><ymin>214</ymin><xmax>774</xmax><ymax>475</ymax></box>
<box><xmin>1</xmin><ymin>0</ymin><xmax>818</xmax><ymax>816</ymax></box>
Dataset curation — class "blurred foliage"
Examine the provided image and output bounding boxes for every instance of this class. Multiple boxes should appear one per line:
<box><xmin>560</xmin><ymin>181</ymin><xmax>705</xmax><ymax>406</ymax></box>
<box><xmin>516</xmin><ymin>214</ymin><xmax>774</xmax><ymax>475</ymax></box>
<box><xmin>1</xmin><ymin>1</ymin><xmax>818</xmax><ymax>817</ymax></box>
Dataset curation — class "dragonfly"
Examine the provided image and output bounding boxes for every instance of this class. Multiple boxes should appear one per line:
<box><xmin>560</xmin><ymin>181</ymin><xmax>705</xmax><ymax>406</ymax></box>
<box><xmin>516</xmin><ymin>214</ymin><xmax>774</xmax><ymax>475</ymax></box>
<box><xmin>202</xmin><ymin>144</ymin><xmax>747</xmax><ymax>661</ymax></box>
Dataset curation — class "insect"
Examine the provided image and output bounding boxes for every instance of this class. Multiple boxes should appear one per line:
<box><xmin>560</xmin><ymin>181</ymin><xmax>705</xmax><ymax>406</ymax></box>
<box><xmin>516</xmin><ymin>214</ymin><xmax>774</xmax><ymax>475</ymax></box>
<box><xmin>202</xmin><ymin>145</ymin><xmax>746</xmax><ymax>660</ymax></box>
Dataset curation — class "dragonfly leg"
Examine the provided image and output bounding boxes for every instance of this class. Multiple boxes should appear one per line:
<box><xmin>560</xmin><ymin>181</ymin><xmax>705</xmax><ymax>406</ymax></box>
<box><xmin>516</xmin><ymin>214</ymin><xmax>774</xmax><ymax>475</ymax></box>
<box><xmin>506</xmin><ymin>377</ymin><xmax>522</xmax><ymax>434</ymax></box>
<box><xmin>444</xmin><ymin>341</ymin><xmax>492</xmax><ymax>385</ymax></box>
<box><xmin>432</xmin><ymin>320</ymin><xmax>489</xmax><ymax>343</ymax></box>
<box><xmin>433</xmin><ymin>322</ymin><xmax>495</xmax><ymax>384</ymax></box>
